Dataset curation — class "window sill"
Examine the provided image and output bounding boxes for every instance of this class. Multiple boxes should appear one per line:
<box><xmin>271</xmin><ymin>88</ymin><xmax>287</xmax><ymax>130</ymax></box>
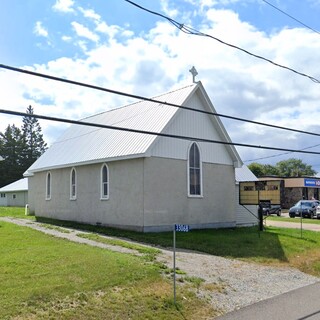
<box><xmin>188</xmin><ymin>195</ymin><xmax>203</xmax><ymax>198</ymax></box>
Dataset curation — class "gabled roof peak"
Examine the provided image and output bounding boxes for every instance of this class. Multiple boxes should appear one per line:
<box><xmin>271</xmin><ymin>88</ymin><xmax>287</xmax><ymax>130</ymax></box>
<box><xmin>81</xmin><ymin>83</ymin><xmax>197</xmax><ymax>121</ymax></box>
<box><xmin>25</xmin><ymin>81</ymin><xmax>243</xmax><ymax>174</ymax></box>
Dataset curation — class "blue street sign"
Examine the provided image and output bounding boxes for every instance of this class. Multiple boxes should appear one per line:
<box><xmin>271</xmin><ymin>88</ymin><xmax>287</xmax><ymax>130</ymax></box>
<box><xmin>175</xmin><ymin>224</ymin><xmax>189</xmax><ymax>232</ymax></box>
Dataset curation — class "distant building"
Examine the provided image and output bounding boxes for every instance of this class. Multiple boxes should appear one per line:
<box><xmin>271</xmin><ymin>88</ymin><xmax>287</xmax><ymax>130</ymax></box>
<box><xmin>259</xmin><ymin>176</ymin><xmax>320</xmax><ymax>208</ymax></box>
<box><xmin>0</xmin><ymin>178</ymin><xmax>28</xmax><ymax>207</ymax></box>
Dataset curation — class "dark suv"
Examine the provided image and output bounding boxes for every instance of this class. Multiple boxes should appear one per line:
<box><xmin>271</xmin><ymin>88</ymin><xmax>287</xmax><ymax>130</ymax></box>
<box><xmin>289</xmin><ymin>200</ymin><xmax>320</xmax><ymax>218</ymax></box>
<box><xmin>262</xmin><ymin>205</ymin><xmax>281</xmax><ymax>216</ymax></box>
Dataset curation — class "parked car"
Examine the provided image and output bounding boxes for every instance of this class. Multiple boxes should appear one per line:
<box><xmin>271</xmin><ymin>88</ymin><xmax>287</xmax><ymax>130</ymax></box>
<box><xmin>262</xmin><ymin>205</ymin><xmax>281</xmax><ymax>216</ymax></box>
<box><xmin>289</xmin><ymin>200</ymin><xmax>320</xmax><ymax>218</ymax></box>
<box><xmin>316</xmin><ymin>205</ymin><xmax>320</xmax><ymax>219</ymax></box>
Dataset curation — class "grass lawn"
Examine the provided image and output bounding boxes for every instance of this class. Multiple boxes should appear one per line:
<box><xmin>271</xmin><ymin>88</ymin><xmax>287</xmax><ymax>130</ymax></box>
<box><xmin>34</xmin><ymin>215</ymin><xmax>320</xmax><ymax>277</ymax></box>
<box><xmin>0</xmin><ymin>208</ymin><xmax>216</xmax><ymax>319</ymax></box>
<box><xmin>0</xmin><ymin>206</ymin><xmax>35</xmax><ymax>219</ymax></box>
<box><xmin>2</xmin><ymin>207</ymin><xmax>320</xmax><ymax>318</ymax></box>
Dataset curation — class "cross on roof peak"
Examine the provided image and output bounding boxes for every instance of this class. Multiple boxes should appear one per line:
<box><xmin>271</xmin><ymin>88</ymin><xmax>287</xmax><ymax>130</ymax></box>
<box><xmin>189</xmin><ymin>66</ymin><xmax>198</xmax><ymax>83</ymax></box>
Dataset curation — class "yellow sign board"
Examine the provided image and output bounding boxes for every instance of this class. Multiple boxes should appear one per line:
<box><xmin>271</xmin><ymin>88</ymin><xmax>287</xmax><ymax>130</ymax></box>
<box><xmin>239</xmin><ymin>180</ymin><xmax>282</xmax><ymax>205</ymax></box>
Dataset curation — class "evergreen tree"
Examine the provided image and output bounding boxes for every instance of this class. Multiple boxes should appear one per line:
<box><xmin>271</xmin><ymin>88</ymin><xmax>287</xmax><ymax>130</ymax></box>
<box><xmin>21</xmin><ymin>105</ymin><xmax>47</xmax><ymax>169</ymax></box>
<box><xmin>0</xmin><ymin>106</ymin><xmax>48</xmax><ymax>187</ymax></box>
<box><xmin>0</xmin><ymin>124</ymin><xmax>25</xmax><ymax>187</ymax></box>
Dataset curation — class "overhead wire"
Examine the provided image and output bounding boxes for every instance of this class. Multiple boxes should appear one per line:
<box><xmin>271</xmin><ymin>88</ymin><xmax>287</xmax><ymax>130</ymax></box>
<box><xmin>1</xmin><ymin>63</ymin><xmax>320</xmax><ymax>157</ymax></box>
<box><xmin>0</xmin><ymin>3</ymin><xmax>318</xmax><ymax>163</ymax></box>
<box><xmin>2</xmin><ymin>108</ymin><xmax>320</xmax><ymax>155</ymax></box>
<box><xmin>1</xmin><ymin>63</ymin><xmax>320</xmax><ymax>139</ymax></box>
<box><xmin>260</xmin><ymin>0</ymin><xmax>320</xmax><ymax>35</ymax></box>
<box><xmin>243</xmin><ymin>143</ymin><xmax>320</xmax><ymax>163</ymax></box>
<box><xmin>124</xmin><ymin>0</ymin><xmax>320</xmax><ymax>84</ymax></box>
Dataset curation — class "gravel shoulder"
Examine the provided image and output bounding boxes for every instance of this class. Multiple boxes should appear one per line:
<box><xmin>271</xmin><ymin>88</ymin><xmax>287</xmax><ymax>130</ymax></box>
<box><xmin>1</xmin><ymin>217</ymin><xmax>319</xmax><ymax>317</ymax></box>
<box><xmin>266</xmin><ymin>218</ymin><xmax>320</xmax><ymax>231</ymax></box>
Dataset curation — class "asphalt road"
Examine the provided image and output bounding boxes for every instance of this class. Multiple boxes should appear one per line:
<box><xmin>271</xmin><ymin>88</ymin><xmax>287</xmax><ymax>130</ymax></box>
<box><xmin>217</xmin><ymin>216</ymin><xmax>320</xmax><ymax>319</ymax></box>
<box><xmin>216</xmin><ymin>281</ymin><xmax>320</xmax><ymax>320</ymax></box>
<box><xmin>2</xmin><ymin>216</ymin><xmax>319</xmax><ymax>319</ymax></box>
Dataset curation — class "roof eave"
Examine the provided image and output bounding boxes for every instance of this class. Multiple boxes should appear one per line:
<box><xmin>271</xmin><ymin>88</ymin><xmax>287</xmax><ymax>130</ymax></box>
<box><xmin>26</xmin><ymin>152</ymin><xmax>149</xmax><ymax>174</ymax></box>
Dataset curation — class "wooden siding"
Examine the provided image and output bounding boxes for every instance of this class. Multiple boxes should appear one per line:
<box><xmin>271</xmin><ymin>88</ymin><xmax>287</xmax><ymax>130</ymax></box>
<box><xmin>150</xmin><ymin>92</ymin><xmax>234</xmax><ymax>165</ymax></box>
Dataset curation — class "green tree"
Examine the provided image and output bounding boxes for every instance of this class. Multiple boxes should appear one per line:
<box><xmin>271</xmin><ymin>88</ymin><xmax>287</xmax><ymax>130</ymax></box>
<box><xmin>263</xmin><ymin>164</ymin><xmax>279</xmax><ymax>176</ymax></box>
<box><xmin>276</xmin><ymin>158</ymin><xmax>316</xmax><ymax>177</ymax></box>
<box><xmin>21</xmin><ymin>105</ymin><xmax>47</xmax><ymax>170</ymax></box>
<box><xmin>0</xmin><ymin>124</ymin><xmax>25</xmax><ymax>187</ymax></box>
<box><xmin>248</xmin><ymin>159</ymin><xmax>316</xmax><ymax>178</ymax></box>
<box><xmin>247</xmin><ymin>162</ymin><xmax>265</xmax><ymax>177</ymax></box>
<box><xmin>0</xmin><ymin>106</ymin><xmax>48</xmax><ymax>187</ymax></box>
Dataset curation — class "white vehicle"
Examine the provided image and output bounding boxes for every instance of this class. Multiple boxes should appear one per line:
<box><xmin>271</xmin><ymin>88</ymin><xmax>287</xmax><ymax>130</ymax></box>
<box><xmin>316</xmin><ymin>205</ymin><xmax>320</xmax><ymax>219</ymax></box>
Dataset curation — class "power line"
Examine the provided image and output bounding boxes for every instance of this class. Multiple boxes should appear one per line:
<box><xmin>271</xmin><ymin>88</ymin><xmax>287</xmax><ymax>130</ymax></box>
<box><xmin>243</xmin><ymin>143</ymin><xmax>320</xmax><ymax>163</ymax></box>
<box><xmin>2</xmin><ymin>108</ymin><xmax>320</xmax><ymax>155</ymax></box>
<box><xmin>261</xmin><ymin>0</ymin><xmax>320</xmax><ymax>35</ymax></box>
<box><xmin>124</xmin><ymin>0</ymin><xmax>320</xmax><ymax>84</ymax></box>
<box><xmin>2</xmin><ymin>63</ymin><xmax>320</xmax><ymax>139</ymax></box>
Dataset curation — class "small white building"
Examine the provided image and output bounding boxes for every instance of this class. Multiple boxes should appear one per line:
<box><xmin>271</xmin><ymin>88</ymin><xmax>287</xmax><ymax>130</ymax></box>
<box><xmin>0</xmin><ymin>178</ymin><xmax>28</xmax><ymax>207</ymax></box>
<box><xmin>26</xmin><ymin>82</ymin><xmax>244</xmax><ymax>232</ymax></box>
<box><xmin>235</xmin><ymin>165</ymin><xmax>258</xmax><ymax>226</ymax></box>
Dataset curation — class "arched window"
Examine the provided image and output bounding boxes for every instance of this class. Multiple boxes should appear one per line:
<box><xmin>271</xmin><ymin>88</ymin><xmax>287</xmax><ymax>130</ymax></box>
<box><xmin>188</xmin><ymin>142</ymin><xmax>202</xmax><ymax>196</ymax></box>
<box><xmin>70</xmin><ymin>168</ymin><xmax>77</xmax><ymax>200</ymax></box>
<box><xmin>101</xmin><ymin>164</ymin><xmax>109</xmax><ymax>200</ymax></box>
<box><xmin>46</xmin><ymin>172</ymin><xmax>51</xmax><ymax>200</ymax></box>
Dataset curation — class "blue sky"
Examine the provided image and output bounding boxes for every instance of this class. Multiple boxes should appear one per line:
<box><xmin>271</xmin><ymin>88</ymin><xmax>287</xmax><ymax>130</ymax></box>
<box><xmin>1</xmin><ymin>0</ymin><xmax>320</xmax><ymax>172</ymax></box>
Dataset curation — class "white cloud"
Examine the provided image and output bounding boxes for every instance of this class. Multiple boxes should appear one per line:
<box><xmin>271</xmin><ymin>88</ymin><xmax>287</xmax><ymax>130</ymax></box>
<box><xmin>71</xmin><ymin>21</ymin><xmax>99</xmax><ymax>42</ymax></box>
<box><xmin>61</xmin><ymin>35</ymin><xmax>72</xmax><ymax>42</ymax></box>
<box><xmin>95</xmin><ymin>22</ymin><xmax>121</xmax><ymax>38</ymax></box>
<box><xmin>77</xmin><ymin>7</ymin><xmax>124</xmax><ymax>40</ymax></box>
<box><xmin>161</xmin><ymin>0</ymin><xmax>179</xmax><ymax>18</ymax></box>
<box><xmin>34</xmin><ymin>21</ymin><xmax>49</xmax><ymax>37</ymax></box>
<box><xmin>78</xmin><ymin>7</ymin><xmax>101</xmax><ymax>21</ymax></box>
<box><xmin>52</xmin><ymin>0</ymin><xmax>75</xmax><ymax>13</ymax></box>
<box><xmin>3</xmin><ymin>2</ymin><xmax>320</xmax><ymax>170</ymax></box>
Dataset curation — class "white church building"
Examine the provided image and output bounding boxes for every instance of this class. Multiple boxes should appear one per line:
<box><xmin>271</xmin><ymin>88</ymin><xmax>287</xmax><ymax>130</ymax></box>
<box><xmin>25</xmin><ymin>81</ymin><xmax>257</xmax><ymax>232</ymax></box>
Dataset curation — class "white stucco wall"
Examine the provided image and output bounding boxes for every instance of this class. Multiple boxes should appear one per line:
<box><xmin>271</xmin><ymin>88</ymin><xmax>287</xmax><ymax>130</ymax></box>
<box><xmin>0</xmin><ymin>191</ymin><xmax>28</xmax><ymax>207</ymax></box>
<box><xmin>0</xmin><ymin>194</ymin><xmax>7</xmax><ymax>206</ymax></box>
<box><xmin>29</xmin><ymin>156</ymin><xmax>237</xmax><ymax>232</ymax></box>
<box><xmin>142</xmin><ymin>157</ymin><xmax>236</xmax><ymax>231</ymax></box>
<box><xmin>29</xmin><ymin>158</ymin><xmax>145</xmax><ymax>230</ymax></box>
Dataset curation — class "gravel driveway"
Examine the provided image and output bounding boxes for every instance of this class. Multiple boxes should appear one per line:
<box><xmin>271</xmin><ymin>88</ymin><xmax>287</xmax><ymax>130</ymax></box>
<box><xmin>1</xmin><ymin>217</ymin><xmax>319</xmax><ymax>317</ymax></box>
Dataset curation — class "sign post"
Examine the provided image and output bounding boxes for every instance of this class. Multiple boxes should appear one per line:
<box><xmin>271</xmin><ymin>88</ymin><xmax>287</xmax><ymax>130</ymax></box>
<box><xmin>173</xmin><ymin>224</ymin><xmax>189</xmax><ymax>305</ymax></box>
<box><xmin>300</xmin><ymin>200</ymin><xmax>303</xmax><ymax>238</ymax></box>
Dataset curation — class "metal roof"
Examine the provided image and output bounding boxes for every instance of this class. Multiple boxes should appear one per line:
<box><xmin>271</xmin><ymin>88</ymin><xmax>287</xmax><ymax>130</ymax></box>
<box><xmin>26</xmin><ymin>83</ymin><xmax>197</xmax><ymax>173</ymax></box>
<box><xmin>235</xmin><ymin>165</ymin><xmax>258</xmax><ymax>182</ymax></box>
<box><xmin>0</xmin><ymin>178</ymin><xmax>28</xmax><ymax>192</ymax></box>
